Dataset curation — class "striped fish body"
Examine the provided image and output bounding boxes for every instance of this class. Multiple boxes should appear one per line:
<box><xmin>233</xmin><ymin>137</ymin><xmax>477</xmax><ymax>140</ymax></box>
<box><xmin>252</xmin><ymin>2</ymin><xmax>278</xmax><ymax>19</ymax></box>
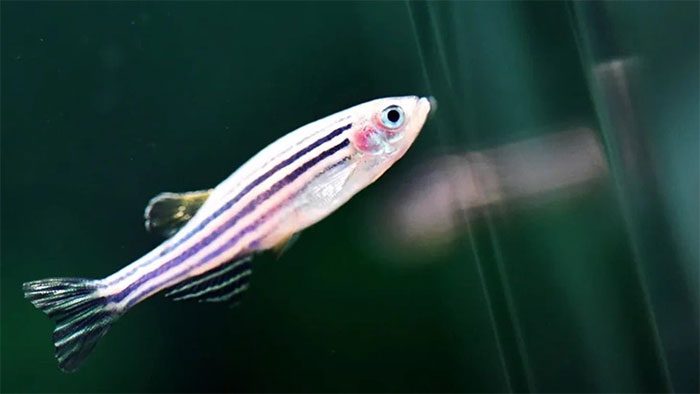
<box><xmin>23</xmin><ymin>95</ymin><xmax>433</xmax><ymax>372</ymax></box>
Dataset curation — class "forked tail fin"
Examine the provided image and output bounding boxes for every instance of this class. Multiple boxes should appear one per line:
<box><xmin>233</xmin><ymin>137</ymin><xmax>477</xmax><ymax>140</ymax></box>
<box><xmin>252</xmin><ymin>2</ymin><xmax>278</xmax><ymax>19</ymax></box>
<box><xmin>22</xmin><ymin>278</ymin><xmax>122</xmax><ymax>372</ymax></box>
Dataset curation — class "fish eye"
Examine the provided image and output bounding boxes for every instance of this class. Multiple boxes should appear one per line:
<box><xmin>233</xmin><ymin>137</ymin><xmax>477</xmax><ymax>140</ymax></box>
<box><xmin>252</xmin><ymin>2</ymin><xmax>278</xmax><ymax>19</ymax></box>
<box><xmin>380</xmin><ymin>105</ymin><xmax>404</xmax><ymax>129</ymax></box>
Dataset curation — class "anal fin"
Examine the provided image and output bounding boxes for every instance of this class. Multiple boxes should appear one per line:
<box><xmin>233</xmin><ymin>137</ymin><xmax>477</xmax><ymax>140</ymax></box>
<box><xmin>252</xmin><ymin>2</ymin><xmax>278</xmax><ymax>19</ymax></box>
<box><xmin>165</xmin><ymin>255</ymin><xmax>253</xmax><ymax>307</ymax></box>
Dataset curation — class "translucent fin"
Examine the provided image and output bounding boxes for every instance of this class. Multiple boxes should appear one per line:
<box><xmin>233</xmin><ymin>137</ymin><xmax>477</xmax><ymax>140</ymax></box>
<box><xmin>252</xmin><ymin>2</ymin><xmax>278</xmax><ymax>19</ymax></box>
<box><xmin>144</xmin><ymin>189</ymin><xmax>213</xmax><ymax>237</ymax></box>
<box><xmin>272</xmin><ymin>232</ymin><xmax>301</xmax><ymax>258</ymax></box>
<box><xmin>303</xmin><ymin>158</ymin><xmax>356</xmax><ymax>209</ymax></box>
<box><xmin>165</xmin><ymin>255</ymin><xmax>253</xmax><ymax>306</ymax></box>
<box><xmin>23</xmin><ymin>278</ymin><xmax>122</xmax><ymax>372</ymax></box>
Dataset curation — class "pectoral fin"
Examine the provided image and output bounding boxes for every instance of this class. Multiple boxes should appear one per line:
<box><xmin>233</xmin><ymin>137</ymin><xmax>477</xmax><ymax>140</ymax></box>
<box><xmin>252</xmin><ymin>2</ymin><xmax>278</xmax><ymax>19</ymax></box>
<box><xmin>272</xmin><ymin>232</ymin><xmax>300</xmax><ymax>258</ymax></box>
<box><xmin>144</xmin><ymin>189</ymin><xmax>213</xmax><ymax>237</ymax></box>
<box><xmin>303</xmin><ymin>158</ymin><xmax>356</xmax><ymax>209</ymax></box>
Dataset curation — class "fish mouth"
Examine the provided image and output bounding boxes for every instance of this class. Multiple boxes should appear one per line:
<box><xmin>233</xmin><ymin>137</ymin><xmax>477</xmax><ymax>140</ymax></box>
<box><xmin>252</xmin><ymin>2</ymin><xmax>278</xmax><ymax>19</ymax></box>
<box><xmin>399</xmin><ymin>96</ymin><xmax>433</xmax><ymax>151</ymax></box>
<box><xmin>419</xmin><ymin>96</ymin><xmax>437</xmax><ymax>118</ymax></box>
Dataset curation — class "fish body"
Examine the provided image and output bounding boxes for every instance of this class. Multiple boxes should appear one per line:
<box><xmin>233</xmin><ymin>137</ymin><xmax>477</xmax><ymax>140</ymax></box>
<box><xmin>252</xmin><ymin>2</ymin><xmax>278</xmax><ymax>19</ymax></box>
<box><xmin>23</xmin><ymin>96</ymin><xmax>433</xmax><ymax>372</ymax></box>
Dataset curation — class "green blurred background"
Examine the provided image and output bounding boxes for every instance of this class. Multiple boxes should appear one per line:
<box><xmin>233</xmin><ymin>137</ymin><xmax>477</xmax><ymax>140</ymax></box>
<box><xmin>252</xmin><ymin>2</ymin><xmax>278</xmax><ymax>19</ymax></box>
<box><xmin>2</xmin><ymin>1</ymin><xmax>697</xmax><ymax>392</ymax></box>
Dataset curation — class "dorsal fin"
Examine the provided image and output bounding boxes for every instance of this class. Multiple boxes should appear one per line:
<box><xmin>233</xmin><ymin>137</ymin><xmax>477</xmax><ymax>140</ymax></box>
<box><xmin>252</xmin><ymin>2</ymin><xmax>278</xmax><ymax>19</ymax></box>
<box><xmin>164</xmin><ymin>255</ymin><xmax>253</xmax><ymax>306</ymax></box>
<box><xmin>144</xmin><ymin>189</ymin><xmax>213</xmax><ymax>238</ymax></box>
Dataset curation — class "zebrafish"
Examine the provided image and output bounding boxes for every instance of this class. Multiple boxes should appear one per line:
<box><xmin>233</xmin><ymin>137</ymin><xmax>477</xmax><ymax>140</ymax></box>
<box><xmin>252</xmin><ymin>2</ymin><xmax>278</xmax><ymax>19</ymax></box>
<box><xmin>23</xmin><ymin>96</ymin><xmax>434</xmax><ymax>372</ymax></box>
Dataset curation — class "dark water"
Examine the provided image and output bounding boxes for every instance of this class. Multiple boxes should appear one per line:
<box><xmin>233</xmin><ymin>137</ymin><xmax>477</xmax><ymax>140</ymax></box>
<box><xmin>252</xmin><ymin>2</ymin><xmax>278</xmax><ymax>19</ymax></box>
<box><xmin>2</xmin><ymin>1</ymin><xmax>698</xmax><ymax>392</ymax></box>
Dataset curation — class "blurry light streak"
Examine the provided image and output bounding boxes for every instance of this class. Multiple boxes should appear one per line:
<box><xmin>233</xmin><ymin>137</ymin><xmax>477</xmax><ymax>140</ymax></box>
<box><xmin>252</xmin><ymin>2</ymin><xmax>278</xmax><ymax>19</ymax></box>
<box><xmin>375</xmin><ymin>127</ymin><xmax>607</xmax><ymax>253</ymax></box>
<box><xmin>588</xmin><ymin>55</ymin><xmax>686</xmax><ymax>392</ymax></box>
<box><xmin>588</xmin><ymin>56</ymin><xmax>674</xmax><ymax>393</ymax></box>
<box><xmin>405</xmin><ymin>2</ymin><xmax>518</xmax><ymax>391</ymax></box>
<box><xmin>572</xmin><ymin>2</ymin><xmax>694</xmax><ymax>389</ymax></box>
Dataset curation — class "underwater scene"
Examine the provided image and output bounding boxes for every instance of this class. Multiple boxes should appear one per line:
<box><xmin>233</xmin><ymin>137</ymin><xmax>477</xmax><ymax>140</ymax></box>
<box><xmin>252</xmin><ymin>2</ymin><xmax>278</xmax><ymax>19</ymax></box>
<box><xmin>1</xmin><ymin>1</ymin><xmax>698</xmax><ymax>393</ymax></box>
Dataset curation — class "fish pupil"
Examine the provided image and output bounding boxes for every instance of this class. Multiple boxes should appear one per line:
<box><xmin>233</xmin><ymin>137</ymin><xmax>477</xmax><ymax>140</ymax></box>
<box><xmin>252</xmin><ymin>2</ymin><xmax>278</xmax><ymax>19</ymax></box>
<box><xmin>387</xmin><ymin>109</ymin><xmax>401</xmax><ymax>123</ymax></box>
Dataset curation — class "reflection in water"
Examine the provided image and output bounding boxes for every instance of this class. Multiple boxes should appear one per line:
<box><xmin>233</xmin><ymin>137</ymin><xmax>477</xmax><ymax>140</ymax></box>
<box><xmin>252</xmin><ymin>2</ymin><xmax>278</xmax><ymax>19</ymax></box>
<box><xmin>374</xmin><ymin>128</ymin><xmax>607</xmax><ymax>253</ymax></box>
<box><xmin>587</xmin><ymin>54</ymin><xmax>698</xmax><ymax>392</ymax></box>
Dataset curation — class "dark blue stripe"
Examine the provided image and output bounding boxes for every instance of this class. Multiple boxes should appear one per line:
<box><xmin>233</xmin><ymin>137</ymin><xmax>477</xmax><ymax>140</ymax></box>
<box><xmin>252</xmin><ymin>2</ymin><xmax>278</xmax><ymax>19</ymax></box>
<box><xmin>108</xmin><ymin>123</ymin><xmax>352</xmax><ymax>285</ymax></box>
<box><xmin>119</xmin><ymin>138</ymin><xmax>351</xmax><ymax>306</ymax></box>
<box><xmin>160</xmin><ymin>123</ymin><xmax>351</xmax><ymax>254</ymax></box>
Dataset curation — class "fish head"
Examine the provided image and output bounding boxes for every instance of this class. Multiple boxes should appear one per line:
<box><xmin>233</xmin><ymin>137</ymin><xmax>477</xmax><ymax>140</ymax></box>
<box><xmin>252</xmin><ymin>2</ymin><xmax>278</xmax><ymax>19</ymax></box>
<box><xmin>348</xmin><ymin>95</ymin><xmax>433</xmax><ymax>184</ymax></box>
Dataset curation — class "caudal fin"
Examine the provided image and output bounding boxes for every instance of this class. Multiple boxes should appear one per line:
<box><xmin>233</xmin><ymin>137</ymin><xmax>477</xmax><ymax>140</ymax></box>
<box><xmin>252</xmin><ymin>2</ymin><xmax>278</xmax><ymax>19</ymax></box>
<box><xmin>23</xmin><ymin>278</ymin><xmax>121</xmax><ymax>372</ymax></box>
